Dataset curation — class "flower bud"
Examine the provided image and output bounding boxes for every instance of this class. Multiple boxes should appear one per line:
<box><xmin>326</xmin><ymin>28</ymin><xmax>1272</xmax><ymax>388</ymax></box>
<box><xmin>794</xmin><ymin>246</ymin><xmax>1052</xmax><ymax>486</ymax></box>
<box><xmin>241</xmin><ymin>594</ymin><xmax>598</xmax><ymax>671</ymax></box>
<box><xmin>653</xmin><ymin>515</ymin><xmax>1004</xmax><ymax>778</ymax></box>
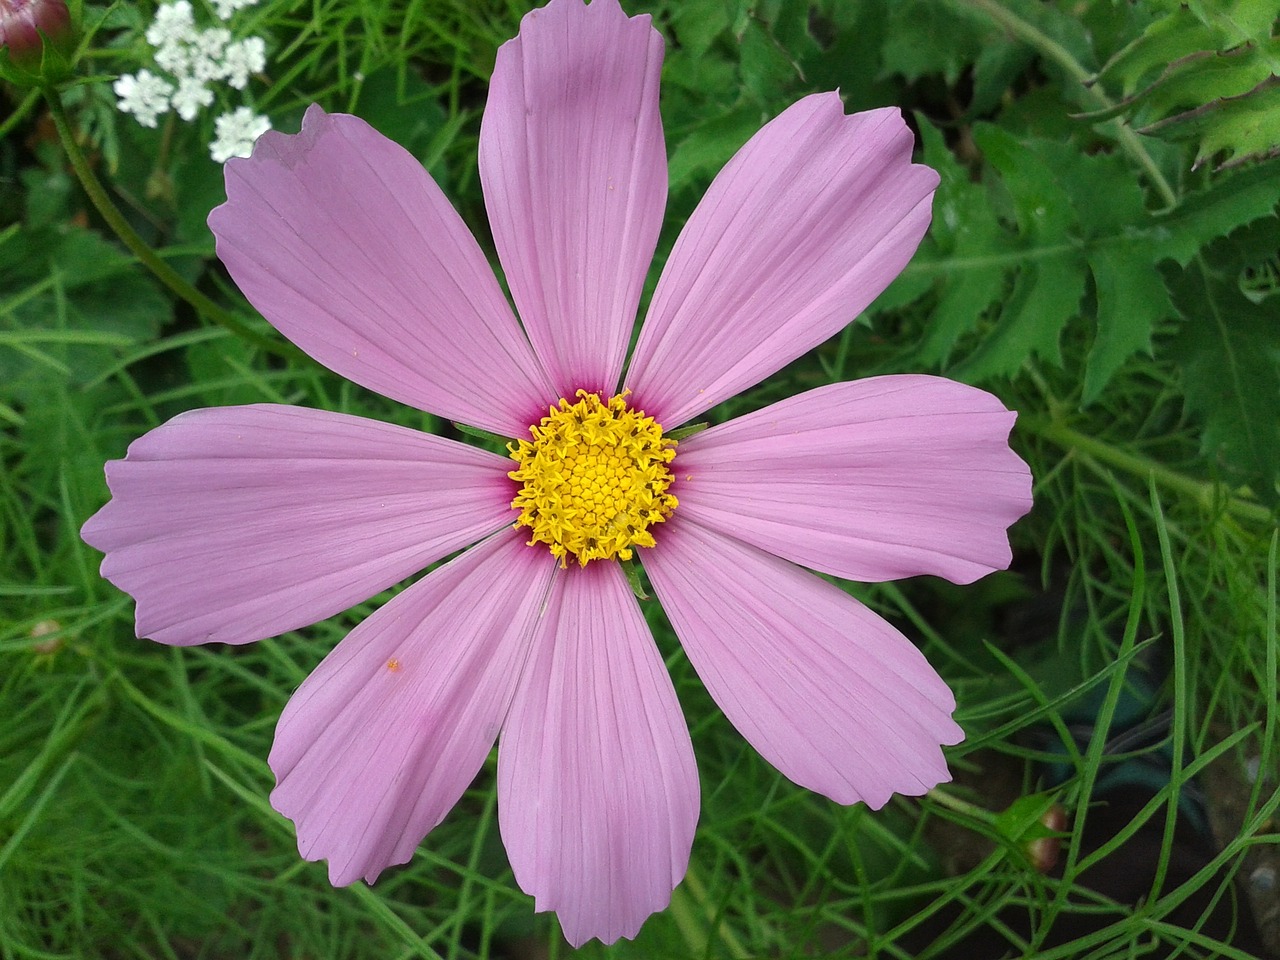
<box><xmin>1027</xmin><ymin>803</ymin><xmax>1068</xmax><ymax>873</ymax></box>
<box><xmin>0</xmin><ymin>0</ymin><xmax>72</xmax><ymax>84</ymax></box>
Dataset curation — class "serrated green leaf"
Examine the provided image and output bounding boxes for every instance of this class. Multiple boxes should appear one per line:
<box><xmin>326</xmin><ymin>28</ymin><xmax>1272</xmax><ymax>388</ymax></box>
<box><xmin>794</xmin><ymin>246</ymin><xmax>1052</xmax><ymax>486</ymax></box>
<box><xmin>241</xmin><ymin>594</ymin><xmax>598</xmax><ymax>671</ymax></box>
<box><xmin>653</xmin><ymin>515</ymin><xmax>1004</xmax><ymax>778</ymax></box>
<box><xmin>1169</xmin><ymin>258</ymin><xmax>1280</xmax><ymax>493</ymax></box>
<box><xmin>1087</xmin><ymin>1</ymin><xmax>1280</xmax><ymax>164</ymax></box>
<box><xmin>1148</xmin><ymin>162</ymin><xmax>1280</xmax><ymax>266</ymax></box>
<box><xmin>946</xmin><ymin>127</ymin><xmax>1086</xmax><ymax>379</ymax></box>
<box><xmin>1034</xmin><ymin>143</ymin><xmax>1147</xmax><ymax>239</ymax></box>
<box><xmin>975</xmin><ymin>125</ymin><xmax>1075</xmax><ymax>239</ymax></box>
<box><xmin>921</xmin><ymin>265</ymin><xmax>1007</xmax><ymax>367</ymax></box>
<box><xmin>909</xmin><ymin>123</ymin><xmax>1011</xmax><ymax>364</ymax></box>
<box><xmin>1083</xmin><ymin>249</ymin><xmax>1175</xmax><ymax>403</ymax></box>
<box><xmin>952</xmin><ymin>257</ymin><xmax>1085</xmax><ymax>380</ymax></box>
<box><xmin>1012</xmin><ymin>145</ymin><xmax>1175</xmax><ymax>399</ymax></box>
<box><xmin>1145</xmin><ymin>75</ymin><xmax>1280</xmax><ymax>170</ymax></box>
<box><xmin>1184</xmin><ymin>0</ymin><xmax>1280</xmax><ymax>44</ymax></box>
<box><xmin>1174</xmin><ymin>216</ymin><xmax>1280</xmax><ymax>495</ymax></box>
<box><xmin>1131</xmin><ymin>40</ymin><xmax>1279</xmax><ymax>125</ymax></box>
<box><xmin>882</xmin><ymin>0</ymin><xmax>986</xmax><ymax>85</ymax></box>
<box><xmin>1208</xmin><ymin>214</ymin><xmax>1280</xmax><ymax>302</ymax></box>
<box><xmin>1096</xmin><ymin>7</ymin><xmax>1226</xmax><ymax>94</ymax></box>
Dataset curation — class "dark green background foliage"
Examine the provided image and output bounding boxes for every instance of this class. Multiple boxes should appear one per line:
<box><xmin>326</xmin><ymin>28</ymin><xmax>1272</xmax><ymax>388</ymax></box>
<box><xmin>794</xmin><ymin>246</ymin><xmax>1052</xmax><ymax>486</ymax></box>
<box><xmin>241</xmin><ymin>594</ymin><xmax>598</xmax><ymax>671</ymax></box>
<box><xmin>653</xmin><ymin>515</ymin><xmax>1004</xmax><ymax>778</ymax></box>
<box><xmin>2</xmin><ymin>0</ymin><xmax>1277</xmax><ymax>957</ymax></box>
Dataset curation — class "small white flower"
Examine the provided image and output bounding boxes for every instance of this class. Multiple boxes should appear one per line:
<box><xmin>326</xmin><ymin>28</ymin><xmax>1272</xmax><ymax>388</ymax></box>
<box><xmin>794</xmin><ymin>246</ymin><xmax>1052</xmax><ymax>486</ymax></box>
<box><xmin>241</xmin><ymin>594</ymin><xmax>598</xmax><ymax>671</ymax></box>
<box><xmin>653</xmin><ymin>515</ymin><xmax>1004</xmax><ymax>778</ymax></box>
<box><xmin>221</xmin><ymin>36</ymin><xmax>266</xmax><ymax>90</ymax></box>
<box><xmin>145</xmin><ymin>0</ymin><xmax>195</xmax><ymax>49</ymax></box>
<box><xmin>210</xmin><ymin>106</ymin><xmax>270</xmax><ymax>163</ymax></box>
<box><xmin>153</xmin><ymin>38</ymin><xmax>192</xmax><ymax>77</ymax></box>
<box><xmin>189</xmin><ymin>26</ymin><xmax>232</xmax><ymax>82</ymax></box>
<box><xmin>172</xmin><ymin>76</ymin><xmax>215</xmax><ymax>121</ymax></box>
<box><xmin>113</xmin><ymin>70</ymin><xmax>174</xmax><ymax>128</ymax></box>
<box><xmin>211</xmin><ymin>0</ymin><xmax>260</xmax><ymax>20</ymax></box>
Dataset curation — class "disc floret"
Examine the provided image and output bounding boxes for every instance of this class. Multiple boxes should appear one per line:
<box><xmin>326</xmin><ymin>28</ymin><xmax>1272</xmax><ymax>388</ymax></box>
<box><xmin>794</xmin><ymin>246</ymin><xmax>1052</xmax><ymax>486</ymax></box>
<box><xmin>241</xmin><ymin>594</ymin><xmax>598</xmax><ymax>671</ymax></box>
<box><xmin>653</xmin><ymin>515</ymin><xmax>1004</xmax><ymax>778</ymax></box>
<box><xmin>509</xmin><ymin>390</ymin><xmax>677</xmax><ymax>567</ymax></box>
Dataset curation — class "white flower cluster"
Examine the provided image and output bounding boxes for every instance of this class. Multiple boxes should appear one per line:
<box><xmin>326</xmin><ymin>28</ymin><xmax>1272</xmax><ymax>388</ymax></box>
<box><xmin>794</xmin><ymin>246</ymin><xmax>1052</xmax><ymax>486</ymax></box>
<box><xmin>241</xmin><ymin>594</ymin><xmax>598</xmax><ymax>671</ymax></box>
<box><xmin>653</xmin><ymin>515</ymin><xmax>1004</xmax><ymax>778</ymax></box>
<box><xmin>210</xmin><ymin>106</ymin><xmax>272</xmax><ymax>163</ymax></box>
<box><xmin>113</xmin><ymin>0</ymin><xmax>271</xmax><ymax>163</ymax></box>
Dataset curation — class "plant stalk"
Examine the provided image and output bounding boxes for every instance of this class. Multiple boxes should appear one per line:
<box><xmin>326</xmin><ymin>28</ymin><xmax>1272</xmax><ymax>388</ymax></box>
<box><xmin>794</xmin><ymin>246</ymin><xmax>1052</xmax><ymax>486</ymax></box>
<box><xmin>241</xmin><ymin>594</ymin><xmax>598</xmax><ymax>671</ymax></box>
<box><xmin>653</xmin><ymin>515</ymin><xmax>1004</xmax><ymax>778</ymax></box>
<box><xmin>1024</xmin><ymin>416</ymin><xmax>1275</xmax><ymax>526</ymax></box>
<box><xmin>43</xmin><ymin>87</ymin><xmax>299</xmax><ymax>362</ymax></box>
<box><xmin>961</xmin><ymin>0</ymin><xmax>1178</xmax><ymax>208</ymax></box>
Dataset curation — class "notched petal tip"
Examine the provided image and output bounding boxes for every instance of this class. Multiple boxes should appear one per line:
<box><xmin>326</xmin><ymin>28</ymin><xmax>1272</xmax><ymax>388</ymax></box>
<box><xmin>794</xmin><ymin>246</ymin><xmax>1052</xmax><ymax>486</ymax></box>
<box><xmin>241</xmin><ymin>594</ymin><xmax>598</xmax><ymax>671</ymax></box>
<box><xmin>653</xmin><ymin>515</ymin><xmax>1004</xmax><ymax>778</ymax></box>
<box><xmin>627</xmin><ymin>93</ymin><xmax>942</xmax><ymax>427</ymax></box>
<box><xmin>215</xmin><ymin>103</ymin><xmax>327</xmax><ymax>178</ymax></box>
<box><xmin>674</xmin><ymin>376</ymin><xmax>1032</xmax><ymax>586</ymax></box>
<box><xmin>646</xmin><ymin>517</ymin><xmax>963</xmax><ymax>810</ymax></box>
<box><xmin>205</xmin><ymin>103</ymin><xmax>551</xmax><ymax>435</ymax></box>
<box><xmin>482</xmin><ymin>0</ymin><xmax>666</xmax><ymax>399</ymax></box>
<box><xmin>80</xmin><ymin>405</ymin><xmax>514</xmax><ymax>647</ymax></box>
<box><xmin>498</xmin><ymin>561</ymin><xmax>698</xmax><ymax>948</ymax></box>
<box><xmin>268</xmin><ymin>531</ymin><xmax>555</xmax><ymax>892</ymax></box>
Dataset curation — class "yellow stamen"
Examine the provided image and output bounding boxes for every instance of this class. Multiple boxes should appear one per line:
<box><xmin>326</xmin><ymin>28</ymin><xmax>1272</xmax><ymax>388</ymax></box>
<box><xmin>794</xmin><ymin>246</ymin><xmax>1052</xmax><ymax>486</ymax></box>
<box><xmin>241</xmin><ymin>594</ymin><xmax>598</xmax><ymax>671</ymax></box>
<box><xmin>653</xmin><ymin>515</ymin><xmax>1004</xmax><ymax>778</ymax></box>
<box><xmin>508</xmin><ymin>390</ymin><xmax>678</xmax><ymax>567</ymax></box>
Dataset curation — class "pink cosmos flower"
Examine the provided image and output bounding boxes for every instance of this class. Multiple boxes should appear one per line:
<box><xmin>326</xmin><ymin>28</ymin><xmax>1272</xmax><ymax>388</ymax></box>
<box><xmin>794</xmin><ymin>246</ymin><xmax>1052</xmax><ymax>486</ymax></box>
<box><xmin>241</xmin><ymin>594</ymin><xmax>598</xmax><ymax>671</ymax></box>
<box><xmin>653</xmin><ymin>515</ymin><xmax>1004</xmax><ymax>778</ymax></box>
<box><xmin>81</xmin><ymin>0</ymin><xmax>1032</xmax><ymax>946</ymax></box>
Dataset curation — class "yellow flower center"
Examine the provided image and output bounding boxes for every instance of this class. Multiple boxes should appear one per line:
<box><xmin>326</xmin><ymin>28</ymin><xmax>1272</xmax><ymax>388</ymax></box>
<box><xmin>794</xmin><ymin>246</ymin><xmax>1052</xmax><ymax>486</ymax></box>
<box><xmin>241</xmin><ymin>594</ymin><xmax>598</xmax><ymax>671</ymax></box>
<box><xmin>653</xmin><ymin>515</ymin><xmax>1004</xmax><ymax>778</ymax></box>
<box><xmin>508</xmin><ymin>390</ymin><xmax>678</xmax><ymax>567</ymax></box>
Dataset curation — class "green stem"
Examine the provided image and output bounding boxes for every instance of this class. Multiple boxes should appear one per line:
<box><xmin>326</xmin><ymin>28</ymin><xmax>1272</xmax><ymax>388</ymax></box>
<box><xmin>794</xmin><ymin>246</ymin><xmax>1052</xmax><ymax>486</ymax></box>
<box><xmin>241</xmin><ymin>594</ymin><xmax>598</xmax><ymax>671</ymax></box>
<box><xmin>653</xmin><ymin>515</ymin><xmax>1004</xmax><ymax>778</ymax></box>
<box><xmin>0</xmin><ymin>89</ymin><xmax>41</xmax><ymax>140</ymax></box>
<box><xmin>961</xmin><ymin>0</ymin><xmax>1178</xmax><ymax>208</ymax></box>
<box><xmin>1023</xmin><ymin>416</ymin><xmax>1275</xmax><ymax>526</ymax></box>
<box><xmin>927</xmin><ymin>786</ymin><xmax>997</xmax><ymax>823</ymax></box>
<box><xmin>670</xmin><ymin>861</ymin><xmax>750</xmax><ymax>959</ymax></box>
<box><xmin>42</xmin><ymin>87</ymin><xmax>300</xmax><ymax>362</ymax></box>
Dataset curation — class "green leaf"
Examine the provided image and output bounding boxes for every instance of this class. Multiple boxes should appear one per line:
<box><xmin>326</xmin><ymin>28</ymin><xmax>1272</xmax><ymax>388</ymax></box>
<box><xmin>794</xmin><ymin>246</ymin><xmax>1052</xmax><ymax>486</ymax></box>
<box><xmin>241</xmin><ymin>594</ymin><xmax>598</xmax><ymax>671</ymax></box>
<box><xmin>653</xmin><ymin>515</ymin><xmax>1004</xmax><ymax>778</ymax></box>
<box><xmin>736</xmin><ymin>17</ymin><xmax>799</xmax><ymax>104</ymax></box>
<box><xmin>882</xmin><ymin>0</ymin><xmax>987</xmax><ymax>85</ymax></box>
<box><xmin>622</xmin><ymin>558</ymin><xmax>649</xmax><ymax>601</ymax></box>
<box><xmin>993</xmin><ymin>793</ymin><xmax>1061</xmax><ymax>845</ymax></box>
<box><xmin>1148</xmin><ymin>161</ymin><xmax>1280</xmax><ymax>266</ymax></box>
<box><xmin>947</xmin><ymin>127</ymin><xmax>1087</xmax><ymax>379</ymax></box>
<box><xmin>1138</xmin><ymin>41</ymin><xmax>1278</xmax><ymax>119</ymax></box>
<box><xmin>667</xmin><ymin>0</ymin><xmax>730</xmax><ymax>59</ymax></box>
<box><xmin>1032</xmin><ymin>146</ymin><xmax>1176</xmax><ymax>400</ymax></box>
<box><xmin>1144</xmin><ymin>75</ymin><xmax>1280</xmax><ymax>170</ymax></box>
<box><xmin>802</xmin><ymin>0</ymin><xmax>898</xmax><ymax>108</ymax></box>
<box><xmin>353</xmin><ymin>65</ymin><xmax>447</xmax><ymax>160</ymax></box>
<box><xmin>909</xmin><ymin>123</ymin><xmax>1011</xmax><ymax>365</ymax></box>
<box><xmin>1048</xmin><ymin>146</ymin><xmax>1149</xmax><ymax>239</ymax></box>
<box><xmin>0</xmin><ymin>228</ymin><xmax>168</xmax><ymax>397</ymax></box>
<box><xmin>667</xmin><ymin>105</ymin><xmax>763</xmax><ymax>195</ymax></box>
<box><xmin>876</xmin><ymin>126</ymin><xmax>1274</xmax><ymax>400</ymax></box>
<box><xmin>1088</xmin><ymin>1</ymin><xmax>1280</xmax><ymax>166</ymax></box>
<box><xmin>1182</xmin><ymin>0</ymin><xmax>1278</xmax><ymax>45</ymax></box>
<box><xmin>1083</xmin><ymin>248</ymin><xmax>1175</xmax><ymax>403</ymax></box>
<box><xmin>952</xmin><ymin>258</ymin><xmax>1084</xmax><ymax>380</ymax></box>
<box><xmin>1168</xmin><ymin>232</ymin><xmax>1280</xmax><ymax>493</ymax></box>
<box><xmin>1095</xmin><ymin>7</ymin><xmax>1224</xmax><ymax>95</ymax></box>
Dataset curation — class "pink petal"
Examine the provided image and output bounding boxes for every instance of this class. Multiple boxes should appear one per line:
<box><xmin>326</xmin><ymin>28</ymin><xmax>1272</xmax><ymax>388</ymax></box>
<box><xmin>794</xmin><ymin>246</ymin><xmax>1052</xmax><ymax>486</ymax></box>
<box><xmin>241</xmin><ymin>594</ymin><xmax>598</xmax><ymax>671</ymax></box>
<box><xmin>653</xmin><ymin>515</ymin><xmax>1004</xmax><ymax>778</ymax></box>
<box><xmin>269</xmin><ymin>528</ymin><xmax>556</xmax><ymax>886</ymax></box>
<box><xmin>209</xmin><ymin>105</ymin><xmax>552</xmax><ymax>436</ymax></box>
<box><xmin>80</xmin><ymin>405</ymin><xmax>515</xmax><ymax>646</ymax></box>
<box><xmin>480</xmin><ymin>0</ymin><xmax>666</xmax><ymax>398</ymax></box>
<box><xmin>626</xmin><ymin>95</ymin><xmax>939</xmax><ymax>427</ymax></box>
<box><xmin>673</xmin><ymin>376</ymin><xmax>1032</xmax><ymax>584</ymax></box>
<box><xmin>643</xmin><ymin>517</ymin><xmax>963</xmax><ymax>808</ymax></box>
<box><xmin>498</xmin><ymin>560</ymin><xmax>698</xmax><ymax>947</ymax></box>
